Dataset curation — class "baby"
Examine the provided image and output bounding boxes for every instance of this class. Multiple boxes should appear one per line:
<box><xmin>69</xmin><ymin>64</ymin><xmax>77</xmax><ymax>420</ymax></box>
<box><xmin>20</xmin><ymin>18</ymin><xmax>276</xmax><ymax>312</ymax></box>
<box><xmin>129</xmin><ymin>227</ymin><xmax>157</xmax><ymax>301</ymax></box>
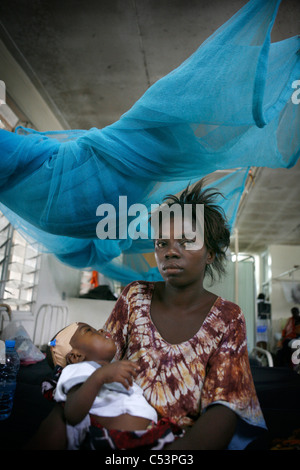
<box><xmin>47</xmin><ymin>322</ymin><xmax>182</xmax><ymax>450</ymax></box>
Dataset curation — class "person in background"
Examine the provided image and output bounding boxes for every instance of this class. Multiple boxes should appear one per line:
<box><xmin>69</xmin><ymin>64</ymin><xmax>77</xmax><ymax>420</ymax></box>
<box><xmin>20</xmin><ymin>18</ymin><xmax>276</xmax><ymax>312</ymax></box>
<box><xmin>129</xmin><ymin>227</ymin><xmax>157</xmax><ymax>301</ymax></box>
<box><xmin>276</xmin><ymin>307</ymin><xmax>300</xmax><ymax>367</ymax></box>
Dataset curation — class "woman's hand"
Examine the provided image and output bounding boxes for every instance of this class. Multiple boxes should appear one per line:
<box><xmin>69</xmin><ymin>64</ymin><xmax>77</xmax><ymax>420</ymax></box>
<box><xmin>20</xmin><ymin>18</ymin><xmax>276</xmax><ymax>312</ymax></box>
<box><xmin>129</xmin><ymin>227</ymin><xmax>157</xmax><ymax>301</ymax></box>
<box><xmin>165</xmin><ymin>405</ymin><xmax>237</xmax><ymax>450</ymax></box>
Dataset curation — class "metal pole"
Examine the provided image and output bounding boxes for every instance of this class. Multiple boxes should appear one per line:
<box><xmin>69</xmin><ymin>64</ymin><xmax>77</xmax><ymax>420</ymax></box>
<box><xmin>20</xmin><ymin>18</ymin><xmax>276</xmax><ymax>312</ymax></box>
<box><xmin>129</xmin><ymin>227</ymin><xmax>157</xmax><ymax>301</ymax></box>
<box><xmin>235</xmin><ymin>227</ymin><xmax>239</xmax><ymax>304</ymax></box>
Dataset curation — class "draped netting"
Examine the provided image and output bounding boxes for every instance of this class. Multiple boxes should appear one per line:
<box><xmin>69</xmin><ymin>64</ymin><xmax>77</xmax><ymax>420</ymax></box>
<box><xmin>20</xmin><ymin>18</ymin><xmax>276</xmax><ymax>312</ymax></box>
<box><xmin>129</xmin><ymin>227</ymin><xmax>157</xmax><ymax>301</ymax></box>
<box><xmin>0</xmin><ymin>0</ymin><xmax>299</xmax><ymax>284</ymax></box>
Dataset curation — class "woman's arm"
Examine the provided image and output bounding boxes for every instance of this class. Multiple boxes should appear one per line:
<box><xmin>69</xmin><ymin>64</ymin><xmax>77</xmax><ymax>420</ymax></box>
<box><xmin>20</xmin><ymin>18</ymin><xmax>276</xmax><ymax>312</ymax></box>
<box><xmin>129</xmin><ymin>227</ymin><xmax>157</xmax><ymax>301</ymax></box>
<box><xmin>171</xmin><ymin>307</ymin><xmax>261</xmax><ymax>450</ymax></box>
<box><xmin>64</xmin><ymin>360</ymin><xmax>139</xmax><ymax>425</ymax></box>
<box><xmin>166</xmin><ymin>404</ymin><xmax>237</xmax><ymax>450</ymax></box>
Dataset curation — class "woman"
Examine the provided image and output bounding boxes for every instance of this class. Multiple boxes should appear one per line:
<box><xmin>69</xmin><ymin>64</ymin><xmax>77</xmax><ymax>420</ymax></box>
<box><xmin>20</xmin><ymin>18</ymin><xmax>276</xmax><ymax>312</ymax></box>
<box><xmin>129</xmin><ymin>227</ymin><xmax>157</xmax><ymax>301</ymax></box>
<box><xmin>103</xmin><ymin>181</ymin><xmax>267</xmax><ymax>450</ymax></box>
<box><xmin>27</xmin><ymin>181</ymin><xmax>266</xmax><ymax>450</ymax></box>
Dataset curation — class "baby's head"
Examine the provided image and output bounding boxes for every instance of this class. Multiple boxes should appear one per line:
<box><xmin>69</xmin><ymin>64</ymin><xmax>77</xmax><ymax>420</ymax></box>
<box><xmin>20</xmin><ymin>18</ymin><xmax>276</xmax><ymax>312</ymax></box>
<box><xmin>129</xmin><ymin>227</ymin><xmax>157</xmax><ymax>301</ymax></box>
<box><xmin>47</xmin><ymin>322</ymin><xmax>116</xmax><ymax>368</ymax></box>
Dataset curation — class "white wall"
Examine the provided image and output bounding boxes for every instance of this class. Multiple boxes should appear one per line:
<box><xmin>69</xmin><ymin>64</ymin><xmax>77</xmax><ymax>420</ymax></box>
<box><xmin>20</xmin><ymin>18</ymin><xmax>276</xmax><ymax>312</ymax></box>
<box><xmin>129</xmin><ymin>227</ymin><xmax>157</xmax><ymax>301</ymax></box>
<box><xmin>67</xmin><ymin>298</ymin><xmax>115</xmax><ymax>329</ymax></box>
<box><xmin>35</xmin><ymin>254</ymin><xmax>81</xmax><ymax>307</ymax></box>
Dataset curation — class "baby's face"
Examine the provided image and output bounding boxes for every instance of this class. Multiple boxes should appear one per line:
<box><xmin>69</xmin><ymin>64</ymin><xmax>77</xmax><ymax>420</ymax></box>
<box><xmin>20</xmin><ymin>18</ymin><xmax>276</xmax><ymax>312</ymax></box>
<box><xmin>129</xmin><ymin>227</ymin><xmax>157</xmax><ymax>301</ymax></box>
<box><xmin>70</xmin><ymin>323</ymin><xmax>116</xmax><ymax>362</ymax></box>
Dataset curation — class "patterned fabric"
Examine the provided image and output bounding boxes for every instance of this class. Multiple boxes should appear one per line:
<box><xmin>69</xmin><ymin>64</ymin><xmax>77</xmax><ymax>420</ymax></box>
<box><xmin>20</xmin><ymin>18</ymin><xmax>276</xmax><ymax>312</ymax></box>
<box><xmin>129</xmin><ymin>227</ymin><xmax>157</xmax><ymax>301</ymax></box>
<box><xmin>104</xmin><ymin>281</ymin><xmax>266</xmax><ymax>431</ymax></box>
<box><xmin>81</xmin><ymin>417</ymin><xmax>184</xmax><ymax>450</ymax></box>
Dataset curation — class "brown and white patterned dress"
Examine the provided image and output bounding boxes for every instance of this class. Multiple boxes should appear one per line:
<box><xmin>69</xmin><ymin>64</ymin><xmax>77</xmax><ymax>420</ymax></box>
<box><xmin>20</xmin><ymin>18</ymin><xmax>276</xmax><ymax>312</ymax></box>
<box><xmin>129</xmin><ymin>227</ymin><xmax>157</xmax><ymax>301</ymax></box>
<box><xmin>104</xmin><ymin>281</ymin><xmax>266</xmax><ymax>447</ymax></box>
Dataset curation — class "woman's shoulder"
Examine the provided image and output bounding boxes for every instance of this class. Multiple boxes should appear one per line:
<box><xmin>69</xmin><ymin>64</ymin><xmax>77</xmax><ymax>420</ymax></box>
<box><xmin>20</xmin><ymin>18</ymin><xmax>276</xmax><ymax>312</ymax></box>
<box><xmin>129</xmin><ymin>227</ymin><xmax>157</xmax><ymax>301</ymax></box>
<box><xmin>120</xmin><ymin>280</ymin><xmax>155</xmax><ymax>298</ymax></box>
<box><xmin>214</xmin><ymin>296</ymin><xmax>244</xmax><ymax>323</ymax></box>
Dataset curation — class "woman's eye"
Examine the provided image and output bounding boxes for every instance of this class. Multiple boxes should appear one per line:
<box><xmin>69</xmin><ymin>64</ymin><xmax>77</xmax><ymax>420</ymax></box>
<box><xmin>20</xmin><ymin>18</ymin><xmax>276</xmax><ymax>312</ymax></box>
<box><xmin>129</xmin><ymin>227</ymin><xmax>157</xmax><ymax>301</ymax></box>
<box><xmin>156</xmin><ymin>240</ymin><xmax>166</xmax><ymax>247</ymax></box>
<box><xmin>182</xmin><ymin>239</ymin><xmax>194</xmax><ymax>245</ymax></box>
<box><xmin>181</xmin><ymin>238</ymin><xmax>196</xmax><ymax>248</ymax></box>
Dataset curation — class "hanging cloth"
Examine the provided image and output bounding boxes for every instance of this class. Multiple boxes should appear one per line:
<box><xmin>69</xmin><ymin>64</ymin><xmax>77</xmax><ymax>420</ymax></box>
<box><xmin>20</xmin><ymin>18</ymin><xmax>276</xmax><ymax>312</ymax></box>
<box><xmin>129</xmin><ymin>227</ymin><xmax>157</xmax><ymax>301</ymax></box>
<box><xmin>0</xmin><ymin>0</ymin><xmax>299</xmax><ymax>284</ymax></box>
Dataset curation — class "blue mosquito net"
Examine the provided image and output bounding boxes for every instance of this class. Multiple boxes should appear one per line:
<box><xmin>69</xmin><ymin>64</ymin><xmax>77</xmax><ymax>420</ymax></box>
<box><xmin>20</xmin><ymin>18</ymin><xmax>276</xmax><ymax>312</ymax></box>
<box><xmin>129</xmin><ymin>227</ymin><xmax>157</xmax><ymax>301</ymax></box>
<box><xmin>0</xmin><ymin>0</ymin><xmax>299</xmax><ymax>284</ymax></box>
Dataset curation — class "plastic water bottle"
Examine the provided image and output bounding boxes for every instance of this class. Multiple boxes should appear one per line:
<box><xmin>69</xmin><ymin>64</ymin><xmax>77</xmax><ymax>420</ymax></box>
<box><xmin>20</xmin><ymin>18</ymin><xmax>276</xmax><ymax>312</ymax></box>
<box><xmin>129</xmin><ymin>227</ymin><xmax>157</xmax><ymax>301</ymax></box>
<box><xmin>0</xmin><ymin>340</ymin><xmax>20</xmax><ymax>420</ymax></box>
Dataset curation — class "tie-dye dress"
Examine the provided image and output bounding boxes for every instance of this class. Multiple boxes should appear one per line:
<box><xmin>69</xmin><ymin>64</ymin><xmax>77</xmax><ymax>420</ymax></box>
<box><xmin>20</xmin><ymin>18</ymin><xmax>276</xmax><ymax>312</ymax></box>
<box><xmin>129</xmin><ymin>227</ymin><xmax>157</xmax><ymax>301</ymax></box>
<box><xmin>104</xmin><ymin>280</ymin><xmax>267</xmax><ymax>449</ymax></box>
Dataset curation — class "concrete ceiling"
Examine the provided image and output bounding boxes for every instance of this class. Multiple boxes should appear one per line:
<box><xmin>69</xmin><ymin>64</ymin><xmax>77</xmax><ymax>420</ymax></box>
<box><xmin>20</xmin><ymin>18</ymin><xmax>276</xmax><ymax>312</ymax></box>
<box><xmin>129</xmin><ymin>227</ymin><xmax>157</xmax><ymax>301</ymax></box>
<box><xmin>0</xmin><ymin>0</ymin><xmax>299</xmax><ymax>254</ymax></box>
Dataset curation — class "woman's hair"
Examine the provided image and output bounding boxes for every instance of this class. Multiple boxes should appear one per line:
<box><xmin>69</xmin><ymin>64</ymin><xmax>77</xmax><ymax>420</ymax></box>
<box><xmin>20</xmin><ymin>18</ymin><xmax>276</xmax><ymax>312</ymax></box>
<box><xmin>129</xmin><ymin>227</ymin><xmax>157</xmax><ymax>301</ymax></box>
<box><xmin>161</xmin><ymin>179</ymin><xmax>231</xmax><ymax>284</ymax></box>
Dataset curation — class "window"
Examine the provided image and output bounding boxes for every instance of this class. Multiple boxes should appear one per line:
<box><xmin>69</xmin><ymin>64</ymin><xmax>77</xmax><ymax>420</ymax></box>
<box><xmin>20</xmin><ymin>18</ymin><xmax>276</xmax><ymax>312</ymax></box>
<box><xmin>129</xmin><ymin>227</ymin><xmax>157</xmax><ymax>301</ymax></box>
<box><xmin>0</xmin><ymin>212</ymin><xmax>40</xmax><ymax>311</ymax></box>
<box><xmin>0</xmin><ymin>213</ymin><xmax>13</xmax><ymax>300</ymax></box>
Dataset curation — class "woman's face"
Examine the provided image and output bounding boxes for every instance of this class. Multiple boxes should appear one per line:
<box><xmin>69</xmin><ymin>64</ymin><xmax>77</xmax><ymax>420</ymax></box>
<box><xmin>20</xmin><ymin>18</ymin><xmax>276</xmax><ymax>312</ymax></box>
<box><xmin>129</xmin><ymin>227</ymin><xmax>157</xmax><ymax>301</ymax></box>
<box><xmin>69</xmin><ymin>323</ymin><xmax>116</xmax><ymax>363</ymax></box>
<box><xmin>154</xmin><ymin>217</ymin><xmax>214</xmax><ymax>288</ymax></box>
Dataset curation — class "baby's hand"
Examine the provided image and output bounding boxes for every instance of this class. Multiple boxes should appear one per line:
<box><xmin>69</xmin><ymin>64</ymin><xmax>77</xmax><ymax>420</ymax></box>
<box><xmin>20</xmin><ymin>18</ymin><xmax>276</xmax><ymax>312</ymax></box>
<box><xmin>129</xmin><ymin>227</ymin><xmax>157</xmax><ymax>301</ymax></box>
<box><xmin>98</xmin><ymin>360</ymin><xmax>139</xmax><ymax>389</ymax></box>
